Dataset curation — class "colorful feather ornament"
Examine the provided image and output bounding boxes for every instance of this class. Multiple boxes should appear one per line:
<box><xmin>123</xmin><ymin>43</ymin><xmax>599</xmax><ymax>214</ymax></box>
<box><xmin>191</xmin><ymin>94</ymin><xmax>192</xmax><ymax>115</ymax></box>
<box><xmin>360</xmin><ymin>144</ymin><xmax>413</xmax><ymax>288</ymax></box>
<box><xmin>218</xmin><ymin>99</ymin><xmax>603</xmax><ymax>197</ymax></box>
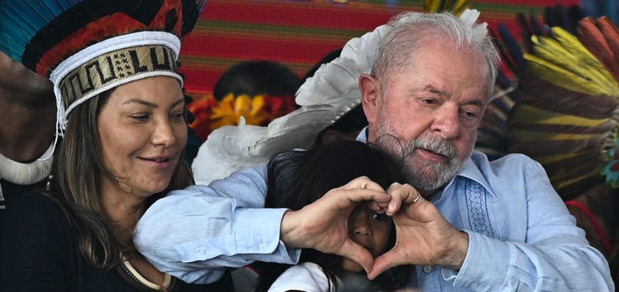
<box><xmin>504</xmin><ymin>12</ymin><xmax>619</xmax><ymax>200</ymax></box>
<box><xmin>498</xmin><ymin>8</ymin><xmax>619</xmax><ymax>263</ymax></box>
<box><xmin>574</xmin><ymin>16</ymin><xmax>619</xmax><ymax>189</ymax></box>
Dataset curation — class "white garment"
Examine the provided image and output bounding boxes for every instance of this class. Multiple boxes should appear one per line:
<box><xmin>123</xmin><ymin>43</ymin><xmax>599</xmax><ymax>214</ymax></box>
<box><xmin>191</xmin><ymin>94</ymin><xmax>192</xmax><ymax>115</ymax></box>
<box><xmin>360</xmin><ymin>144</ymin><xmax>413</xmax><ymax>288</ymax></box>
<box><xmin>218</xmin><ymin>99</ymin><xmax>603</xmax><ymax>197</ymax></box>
<box><xmin>0</xmin><ymin>143</ymin><xmax>53</xmax><ymax>185</ymax></box>
<box><xmin>268</xmin><ymin>262</ymin><xmax>339</xmax><ymax>292</ymax></box>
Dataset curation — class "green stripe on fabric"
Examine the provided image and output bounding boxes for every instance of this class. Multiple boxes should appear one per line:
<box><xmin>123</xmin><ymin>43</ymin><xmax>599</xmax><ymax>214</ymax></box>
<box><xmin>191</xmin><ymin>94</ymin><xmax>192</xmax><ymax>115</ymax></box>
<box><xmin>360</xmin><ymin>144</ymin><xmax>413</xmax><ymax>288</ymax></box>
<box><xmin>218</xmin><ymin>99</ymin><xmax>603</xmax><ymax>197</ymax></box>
<box><xmin>194</xmin><ymin>20</ymin><xmax>367</xmax><ymax>40</ymax></box>
<box><xmin>472</xmin><ymin>3</ymin><xmax>546</xmax><ymax>14</ymax></box>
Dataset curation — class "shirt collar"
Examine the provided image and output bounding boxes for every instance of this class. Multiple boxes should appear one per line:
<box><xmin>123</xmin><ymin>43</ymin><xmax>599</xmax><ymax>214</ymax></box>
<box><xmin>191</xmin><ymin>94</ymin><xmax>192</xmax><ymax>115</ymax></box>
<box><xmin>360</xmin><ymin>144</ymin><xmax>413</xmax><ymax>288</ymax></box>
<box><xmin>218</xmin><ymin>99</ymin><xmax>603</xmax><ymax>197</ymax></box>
<box><xmin>356</xmin><ymin>127</ymin><xmax>368</xmax><ymax>143</ymax></box>
<box><xmin>452</xmin><ymin>151</ymin><xmax>497</xmax><ymax>198</ymax></box>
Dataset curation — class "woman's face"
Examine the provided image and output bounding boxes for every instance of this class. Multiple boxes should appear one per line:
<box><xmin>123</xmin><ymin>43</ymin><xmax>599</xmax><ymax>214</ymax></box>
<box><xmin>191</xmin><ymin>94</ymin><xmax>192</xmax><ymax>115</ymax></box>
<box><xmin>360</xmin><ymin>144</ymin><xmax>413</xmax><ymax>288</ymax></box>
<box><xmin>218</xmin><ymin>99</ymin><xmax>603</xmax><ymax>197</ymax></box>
<box><xmin>97</xmin><ymin>76</ymin><xmax>187</xmax><ymax>198</ymax></box>
<box><xmin>341</xmin><ymin>204</ymin><xmax>393</xmax><ymax>273</ymax></box>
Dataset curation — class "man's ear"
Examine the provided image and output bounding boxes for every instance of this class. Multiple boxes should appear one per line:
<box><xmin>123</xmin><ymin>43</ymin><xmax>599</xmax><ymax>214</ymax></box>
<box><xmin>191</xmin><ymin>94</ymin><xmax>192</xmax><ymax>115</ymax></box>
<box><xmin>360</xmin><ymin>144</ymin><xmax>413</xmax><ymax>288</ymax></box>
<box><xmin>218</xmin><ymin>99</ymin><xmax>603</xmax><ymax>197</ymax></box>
<box><xmin>359</xmin><ymin>74</ymin><xmax>380</xmax><ymax>125</ymax></box>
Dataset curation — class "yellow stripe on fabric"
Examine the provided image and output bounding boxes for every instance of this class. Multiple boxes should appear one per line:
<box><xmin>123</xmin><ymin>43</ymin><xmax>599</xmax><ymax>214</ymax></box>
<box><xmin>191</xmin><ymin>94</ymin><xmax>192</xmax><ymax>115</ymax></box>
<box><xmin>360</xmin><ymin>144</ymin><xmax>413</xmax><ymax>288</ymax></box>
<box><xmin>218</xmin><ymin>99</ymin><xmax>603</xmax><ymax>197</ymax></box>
<box><xmin>513</xmin><ymin>104</ymin><xmax>610</xmax><ymax>127</ymax></box>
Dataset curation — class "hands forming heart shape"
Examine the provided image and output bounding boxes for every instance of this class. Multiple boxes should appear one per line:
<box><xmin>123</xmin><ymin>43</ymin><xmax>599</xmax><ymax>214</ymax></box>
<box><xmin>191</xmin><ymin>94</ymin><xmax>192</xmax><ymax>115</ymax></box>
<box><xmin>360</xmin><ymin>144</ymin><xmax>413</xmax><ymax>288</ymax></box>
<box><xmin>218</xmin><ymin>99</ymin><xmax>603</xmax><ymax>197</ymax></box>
<box><xmin>280</xmin><ymin>177</ymin><xmax>470</xmax><ymax>279</ymax></box>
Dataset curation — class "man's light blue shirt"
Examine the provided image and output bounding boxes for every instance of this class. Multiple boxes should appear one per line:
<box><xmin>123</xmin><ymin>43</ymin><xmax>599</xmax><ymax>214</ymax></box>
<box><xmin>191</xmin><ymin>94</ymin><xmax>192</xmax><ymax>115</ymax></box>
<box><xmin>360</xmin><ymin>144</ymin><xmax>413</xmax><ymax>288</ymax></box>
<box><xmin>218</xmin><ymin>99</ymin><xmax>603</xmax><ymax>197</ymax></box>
<box><xmin>134</xmin><ymin>130</ymin><xmax>613</xmax><ymax>291</ymax></box>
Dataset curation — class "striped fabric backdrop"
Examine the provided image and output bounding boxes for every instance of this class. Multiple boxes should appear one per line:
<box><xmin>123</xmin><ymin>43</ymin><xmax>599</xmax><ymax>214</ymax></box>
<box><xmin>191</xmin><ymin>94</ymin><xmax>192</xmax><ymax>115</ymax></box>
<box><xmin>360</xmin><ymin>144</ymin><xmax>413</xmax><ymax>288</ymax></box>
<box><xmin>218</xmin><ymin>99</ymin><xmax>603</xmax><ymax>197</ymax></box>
<box><xmin>179</xmin><ymin>0</ymin><xmax>579</xmax><ymax>96</ymax></box>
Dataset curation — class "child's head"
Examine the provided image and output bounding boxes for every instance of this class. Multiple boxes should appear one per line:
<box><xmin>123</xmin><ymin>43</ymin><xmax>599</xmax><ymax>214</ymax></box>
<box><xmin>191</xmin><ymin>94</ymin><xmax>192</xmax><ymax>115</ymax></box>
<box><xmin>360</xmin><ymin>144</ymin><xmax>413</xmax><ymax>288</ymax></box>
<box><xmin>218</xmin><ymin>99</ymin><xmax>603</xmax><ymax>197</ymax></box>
<box><xmin>263</xmin><ymin>140</ymin><xmax>409</xmax><ymax>289</ymax></box>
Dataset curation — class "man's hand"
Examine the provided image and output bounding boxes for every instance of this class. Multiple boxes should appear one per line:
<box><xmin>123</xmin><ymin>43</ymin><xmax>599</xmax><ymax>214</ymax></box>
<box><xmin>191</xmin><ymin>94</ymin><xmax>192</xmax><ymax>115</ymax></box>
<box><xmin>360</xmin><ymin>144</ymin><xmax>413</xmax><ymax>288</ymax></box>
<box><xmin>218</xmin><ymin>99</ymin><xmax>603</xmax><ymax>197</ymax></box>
<box><xmin>368</xmin><ymin>183</ymin><xmax>469</xmax><ymax>279</ymax></box>
<box><xmin>280</xmin><ymin>176</ymin><xmax>390</xmax><ymax>273</ymax></box>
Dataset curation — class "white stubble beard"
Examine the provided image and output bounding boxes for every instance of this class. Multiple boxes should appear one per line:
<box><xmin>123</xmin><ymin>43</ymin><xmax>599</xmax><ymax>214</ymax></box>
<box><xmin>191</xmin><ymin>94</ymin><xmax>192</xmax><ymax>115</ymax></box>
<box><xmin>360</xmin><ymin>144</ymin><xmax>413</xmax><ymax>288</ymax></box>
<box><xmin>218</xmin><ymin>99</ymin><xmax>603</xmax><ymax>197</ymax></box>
<box><xmin>372</xmin><ymin>120</ymin><xmax>465</xmax><ymax>194</ymax></box>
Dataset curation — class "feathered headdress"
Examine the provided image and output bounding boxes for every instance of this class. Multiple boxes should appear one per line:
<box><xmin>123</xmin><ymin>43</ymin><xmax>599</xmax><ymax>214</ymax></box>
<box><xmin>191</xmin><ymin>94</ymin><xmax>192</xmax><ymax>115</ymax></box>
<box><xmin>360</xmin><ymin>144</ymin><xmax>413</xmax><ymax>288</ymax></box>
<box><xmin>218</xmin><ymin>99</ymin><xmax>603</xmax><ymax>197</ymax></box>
<box><xmin>495</xmin><ymin>14</ymin><xmax>619</xmax><ymax>200</ymax></box>
<box><xmin>493</xmin><ymin>6</ymin><xmax>619</xmax><ymax>260</ymax></box>
<box><xmin>191</xmin><ymin>2</ymin><xmax>485</xmax><ymax>185</ymax></box>
<box><xmin>0</xmin><ymin>0</ymin><xmax>206</xmax><ymax>156</ymax></box>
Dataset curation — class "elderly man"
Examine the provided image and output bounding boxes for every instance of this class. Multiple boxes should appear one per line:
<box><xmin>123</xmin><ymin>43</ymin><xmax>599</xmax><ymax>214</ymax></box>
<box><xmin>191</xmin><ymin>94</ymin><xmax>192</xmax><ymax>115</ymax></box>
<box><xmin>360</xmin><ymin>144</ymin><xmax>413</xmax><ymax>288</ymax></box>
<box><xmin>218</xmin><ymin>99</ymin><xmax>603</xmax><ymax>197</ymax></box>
<box><xmin>0</xmin><ymin>51</ymin><xmax>55</xmax><ymax>222</ymax></box>
<box><xmin>135</xmin><ymin>11</ymin><xmax>613</xmax><ymax>291</ymax></box>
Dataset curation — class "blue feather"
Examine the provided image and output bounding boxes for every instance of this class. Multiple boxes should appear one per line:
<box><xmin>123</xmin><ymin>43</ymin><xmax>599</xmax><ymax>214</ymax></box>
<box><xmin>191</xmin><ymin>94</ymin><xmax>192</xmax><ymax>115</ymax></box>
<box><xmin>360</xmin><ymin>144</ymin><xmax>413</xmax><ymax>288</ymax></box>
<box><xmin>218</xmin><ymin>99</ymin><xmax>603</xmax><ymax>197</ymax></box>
<box><xmin>496</xmin><ymin>70</ymin><xmax>512</xmax><ymax>89</ymax></box>
<box><xmin>54</xmin><ymin>0</ymin><xmax>72</xmax><ymax>11</ymax></box>
<box><xmin>529</xmin><ymin>12</ymin><xmax>543</xmax><ymax>36</ymax></box>
<box><xmin>0</xmin><ymin>0</ymin><xmax>79</xmax><ymax>63</ymax></box>
<box><xmin>0</xmin><ymin>13</ymin><xmax>31</xmax><ymax>47</ymax></box>
<box><xmin>3</xmin><ymin>2</ymin><xmax>46</xmax><ymax>33</ymax></box>
<box><xmin>2</xmin><ymin>7</ymin><xmax>36</xmax><ymax>41</ymax></box>
<box><xmin>67</xmin><ymin>0</ymin><xmax>84</xmax><ymax>7</ymax></box>
<box><xmin>25</xmin><ymin>1</ymin><xmax>57</xmax><ymax>23</ymax></box>
<box><xmin>0</xmin><ymin>33</ymin><xmax>23</xmax><ymax>62</ymax></box>
<box><xmin>498</xmin><ymin>23</ymin><xmax>526</xmax><ymax>70</ymax></box>
<box><xmin>603</xmin><ymin>0</ymin><xmax>617</xmax><ymax>24</ymax></box>
<box><xmin>40</xmin><ymin>0</ymin><xmax>65</xmax><ymax>17</ymax></box>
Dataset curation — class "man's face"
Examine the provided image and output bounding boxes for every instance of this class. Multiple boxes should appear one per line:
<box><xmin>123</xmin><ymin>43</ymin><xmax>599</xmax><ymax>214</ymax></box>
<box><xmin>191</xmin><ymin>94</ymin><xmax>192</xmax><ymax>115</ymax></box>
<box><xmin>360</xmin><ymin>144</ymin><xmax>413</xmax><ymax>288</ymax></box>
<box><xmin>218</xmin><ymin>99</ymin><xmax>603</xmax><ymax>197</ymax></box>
<box><xmin>362</xmin><ymin>39</ymin><xmax>490</xmax><ymax>194</ymax></box>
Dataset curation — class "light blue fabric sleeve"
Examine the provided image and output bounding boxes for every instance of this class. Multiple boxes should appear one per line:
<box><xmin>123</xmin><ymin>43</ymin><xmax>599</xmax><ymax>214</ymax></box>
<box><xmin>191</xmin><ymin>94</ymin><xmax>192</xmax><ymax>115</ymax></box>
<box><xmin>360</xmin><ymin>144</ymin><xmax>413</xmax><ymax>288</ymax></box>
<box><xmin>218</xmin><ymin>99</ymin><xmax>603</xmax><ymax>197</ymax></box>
<box><xmin>453</xmin><ymin>159</ymin><xmax>614</xmax><ymax>291</ymax></box>
<box><xmin>134</xmin><ymin>163</ymin><xmax>301</xmax><ymax>284</ymax></box>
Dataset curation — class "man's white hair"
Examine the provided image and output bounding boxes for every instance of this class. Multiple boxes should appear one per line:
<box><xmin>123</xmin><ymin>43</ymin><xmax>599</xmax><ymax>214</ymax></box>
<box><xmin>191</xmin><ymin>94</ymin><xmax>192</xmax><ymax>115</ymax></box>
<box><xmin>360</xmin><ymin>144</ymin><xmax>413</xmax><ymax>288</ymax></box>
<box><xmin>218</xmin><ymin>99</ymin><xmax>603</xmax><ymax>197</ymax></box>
<box><xmin>371</xmin><ymin>11</ymin><xmax>500</xmax><ymax>99</ymax></box>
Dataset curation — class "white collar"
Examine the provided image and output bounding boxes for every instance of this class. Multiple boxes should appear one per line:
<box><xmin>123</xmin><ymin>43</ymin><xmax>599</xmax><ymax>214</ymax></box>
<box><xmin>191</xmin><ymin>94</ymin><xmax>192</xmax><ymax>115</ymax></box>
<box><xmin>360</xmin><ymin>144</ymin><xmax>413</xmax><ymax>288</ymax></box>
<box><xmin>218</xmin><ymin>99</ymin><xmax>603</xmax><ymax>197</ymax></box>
<box><xmin>0</xmin><ymin>143</ymin><xmax>53</xmax><ymax>185</ymax></box>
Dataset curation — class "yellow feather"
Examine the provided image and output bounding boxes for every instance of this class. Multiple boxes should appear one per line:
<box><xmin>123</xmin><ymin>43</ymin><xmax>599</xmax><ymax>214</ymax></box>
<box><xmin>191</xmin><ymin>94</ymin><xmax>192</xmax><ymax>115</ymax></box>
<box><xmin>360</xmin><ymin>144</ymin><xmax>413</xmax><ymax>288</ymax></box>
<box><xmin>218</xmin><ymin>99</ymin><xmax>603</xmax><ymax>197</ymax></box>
<box><xmin>510</xmin><ymin>128</ymin><xmax>601</xmax><ymax>142</ymax></box>
<box><xmin>524</xmin><ymin>53</ymin><xmax>612</xmax><ymax>95</ymax></box>
<box><xmin>423</xmin><ymin>0</ymin><xmax>441</xmax><ymax>13</ymax></box>
<box><xmin>534</xmin><ymin>152</ymin><xmax>590</xmax><ymax>164</ymax></box>
<box><xmin>513</xmin><ymin>104</ymin><xmax>610</xmax><ymax>127</ymax></box>
<box><xmin>550</xmin><ymin>27</ymin><xmax>619</xmax><ymax>92</ymax></box>
<box><xmin>531</xmin><ymin>34</ymin><xmax>619</xmax><ymax>95</ymax></box>
<box><xmin>452</xmin><ymin>0</ymin><xmax>473</xmax><ymax>15</ymax></box>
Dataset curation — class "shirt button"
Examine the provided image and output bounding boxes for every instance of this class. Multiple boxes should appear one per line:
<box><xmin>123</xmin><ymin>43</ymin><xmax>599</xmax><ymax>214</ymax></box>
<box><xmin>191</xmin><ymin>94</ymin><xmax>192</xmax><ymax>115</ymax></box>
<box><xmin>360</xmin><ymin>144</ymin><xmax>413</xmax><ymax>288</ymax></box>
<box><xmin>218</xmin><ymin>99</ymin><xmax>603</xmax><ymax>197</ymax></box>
<box><xmin>423</xmin><ymin>266</ymin><xmax>432</xmax><ymax>273</ymax></box>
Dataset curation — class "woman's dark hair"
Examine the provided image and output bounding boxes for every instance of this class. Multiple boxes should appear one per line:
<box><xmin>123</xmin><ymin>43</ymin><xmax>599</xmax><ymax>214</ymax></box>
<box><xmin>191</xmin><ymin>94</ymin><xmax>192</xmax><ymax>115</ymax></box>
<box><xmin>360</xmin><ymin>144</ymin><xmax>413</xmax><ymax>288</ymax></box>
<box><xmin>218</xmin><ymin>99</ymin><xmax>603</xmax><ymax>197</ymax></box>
<box><xmin>255</xmin><ymin>140</ymin><xmax>410</xmax><ymax>291</ymax></box>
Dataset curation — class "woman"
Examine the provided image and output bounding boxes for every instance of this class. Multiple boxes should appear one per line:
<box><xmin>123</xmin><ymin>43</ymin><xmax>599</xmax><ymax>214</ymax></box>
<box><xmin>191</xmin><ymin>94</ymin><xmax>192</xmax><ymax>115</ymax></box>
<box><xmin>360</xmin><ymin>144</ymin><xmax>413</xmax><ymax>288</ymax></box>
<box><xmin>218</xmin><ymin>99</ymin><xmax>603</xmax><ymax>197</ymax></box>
<box><xmin>0</xmin><ymin>0</ymin><xmax>231</xmax><ymax>290</ymax></box>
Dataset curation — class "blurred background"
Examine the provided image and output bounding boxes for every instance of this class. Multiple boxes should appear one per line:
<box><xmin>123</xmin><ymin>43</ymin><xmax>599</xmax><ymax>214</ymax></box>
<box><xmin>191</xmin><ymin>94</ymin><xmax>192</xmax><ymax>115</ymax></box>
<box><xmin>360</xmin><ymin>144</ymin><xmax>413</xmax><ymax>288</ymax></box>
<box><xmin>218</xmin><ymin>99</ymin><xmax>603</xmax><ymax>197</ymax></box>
<box><xmin>179</xmin><ymin>0</ymin><xmax>587</xmax><ymax>96</ymax></box>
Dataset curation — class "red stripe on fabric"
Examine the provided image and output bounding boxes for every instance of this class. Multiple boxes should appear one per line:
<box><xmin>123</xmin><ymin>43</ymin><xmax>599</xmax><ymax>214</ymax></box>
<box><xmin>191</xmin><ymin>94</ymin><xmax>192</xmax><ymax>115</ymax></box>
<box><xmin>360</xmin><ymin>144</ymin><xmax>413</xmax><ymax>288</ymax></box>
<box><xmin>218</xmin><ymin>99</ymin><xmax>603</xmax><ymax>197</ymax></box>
<box><xmin>181</xmin><ymin>36</ymin><xmax>346</xmax><ymax>63</ymax></box>
<box><xmin>181</xmin><ymin>0</ymin><xmax>559</xmax><ymax>95</ymax></box>
<box><xmin>565</xmin><ymin>200</ymin><xmax>614</xmax><ymax>253</ymax></box>
<box><xmin>200</xmin><ymin>0</ymin><xmax>408</xmax><ymax>30</ymax></box>
<box><xmin>180</xmin><ymin>68</ymin><xmax>222</xmax><ymax>94</ymax></box>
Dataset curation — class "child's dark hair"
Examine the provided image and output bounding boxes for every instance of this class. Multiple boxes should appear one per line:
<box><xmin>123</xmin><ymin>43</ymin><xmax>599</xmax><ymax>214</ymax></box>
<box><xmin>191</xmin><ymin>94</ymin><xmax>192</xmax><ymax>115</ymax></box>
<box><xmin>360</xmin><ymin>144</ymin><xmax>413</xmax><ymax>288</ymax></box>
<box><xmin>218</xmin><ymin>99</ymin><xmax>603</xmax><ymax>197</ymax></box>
<box><xmin>255</xmin><ymin>140</ymin><xmax>411</xmax><ymax>291</ymax></box>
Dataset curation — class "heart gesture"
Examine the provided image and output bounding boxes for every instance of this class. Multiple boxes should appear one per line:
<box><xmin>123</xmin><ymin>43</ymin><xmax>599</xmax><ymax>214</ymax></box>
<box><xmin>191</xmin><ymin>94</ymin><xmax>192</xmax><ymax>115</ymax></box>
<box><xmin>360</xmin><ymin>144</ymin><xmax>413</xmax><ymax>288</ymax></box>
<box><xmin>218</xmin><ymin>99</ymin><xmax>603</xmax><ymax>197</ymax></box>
<box><xmin>280</xmin><ymin>176</ymin><xmax>391</xmax><ymax>273</ymax></box>
<box><xmin>368</xmin><ymin>183</ymin><xmax>469</xmax><ymax>279</ymax></box>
